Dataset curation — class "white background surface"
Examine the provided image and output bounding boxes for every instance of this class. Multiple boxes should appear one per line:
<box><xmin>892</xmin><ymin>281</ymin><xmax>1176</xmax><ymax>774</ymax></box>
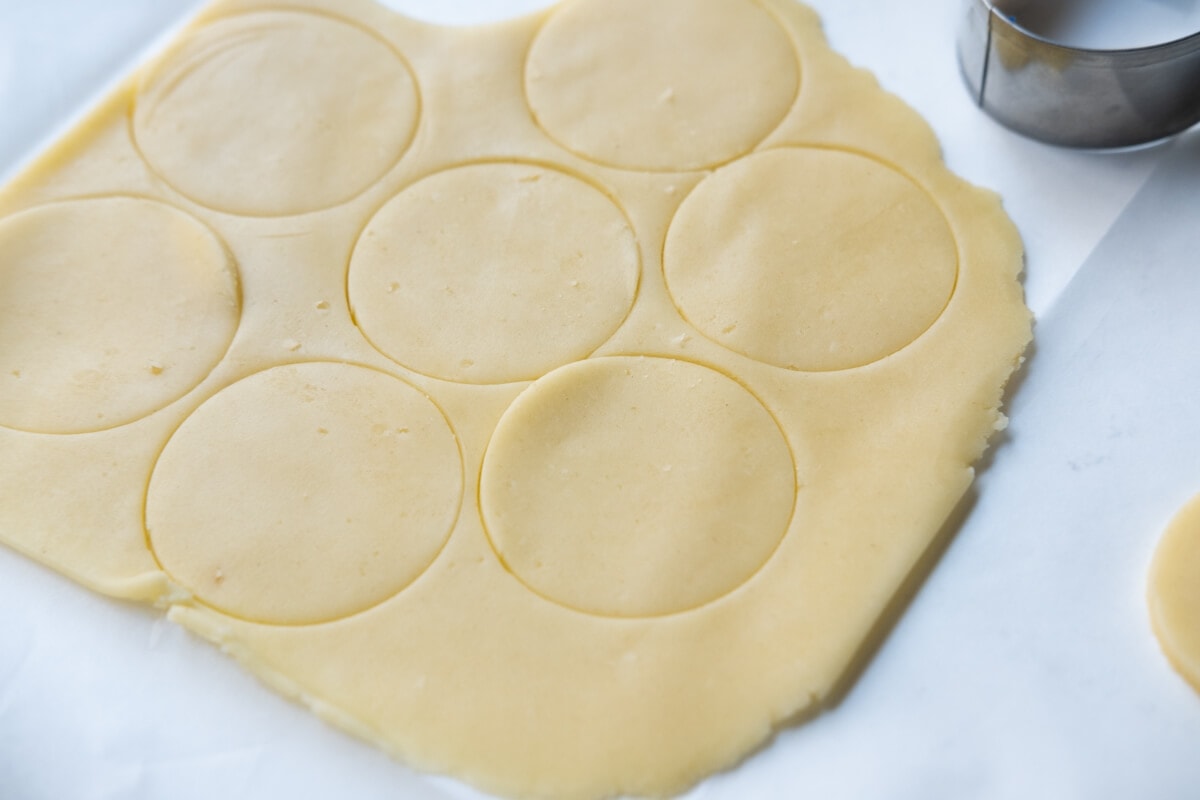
<box><xmin>2</xmin><ymin>1</ymin><xmax>1200</xmax><ymax>798</ymax></box>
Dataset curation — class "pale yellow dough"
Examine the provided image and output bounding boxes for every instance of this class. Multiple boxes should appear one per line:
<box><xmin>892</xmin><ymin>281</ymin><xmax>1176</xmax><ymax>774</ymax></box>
<box><xmin>481</xmin><ymin>356</ymin><xmax>797</xmax><ymax>618</ymax></box>
<box><xmin>0</xmin><ymin>197</ymin><xmax>239</xmax><ymax>434</ymax></box>
<box><xmin>1149</xmin><ymin>493</ymin><xmax>1200</xmax><ymax>694</ymax></box>
<box><xmin>146</xmin><ymin>362</ymin><xmax>463</xmax><ymax>625</ymax></box>
<box><xmin>348</xmin><ymin>162</ymin><xmax>639</xmax><ymax>384</ymax></box>
<box><xmin>134</xmin><ymin>10</ymin><xmax>419</xmax><ymax>216</ymax></box>
<box><xmin>0</xmin><ymin>0</ymin><xmax>1030</xmax><ymax>797</ymax></box>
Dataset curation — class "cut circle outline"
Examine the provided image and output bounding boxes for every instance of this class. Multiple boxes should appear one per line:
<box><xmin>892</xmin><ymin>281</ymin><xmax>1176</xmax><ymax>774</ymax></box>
<box><xmin>0</xmin><ymin>194</ymin><xmax>242</xmax><ymax>435</ymax></box>
<box><xmin>345</xmin><ymin>158</ymin><xmax>643</xmax><ymax>385</ymax></box>
<box><xmin>521</xmin><ymin>0</ymin><xmax>801</xmax><ymax>173</ymax></box>
<box><xmin>661</xmin><ymin>144</ymin><xmax>961</xmax><ymax>373</ymax></box>
<box><xmin>142</xmin><ymin>360</ymin><xmax>466</xmax><ymax>628</ymax></box>
<box><xmin>477</xmin><ymin>354</ymin><xmax>800</xmax><ymax>620</ymax></box>
<box><xmin>130</xmin><ymin>8</ymin><xmax>423</xmax><ymax>218</ymax></box>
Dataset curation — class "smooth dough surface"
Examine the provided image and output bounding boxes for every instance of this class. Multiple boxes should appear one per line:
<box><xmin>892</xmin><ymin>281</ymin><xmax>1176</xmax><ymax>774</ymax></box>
<box><xmin>0</xmin><ymin>0</ymin><xmax>1031</xmax><ymax>797</ymax></box>
<box><xmin>134</xmin><ymin>10</ymin><xmax>419</xmax><ymax>215</ymax></box>
<box><xmin>481</xmin><ymin>356</ymin><xmax>796</xmax><ymax>618</ymax></box>
<box><xmin>348</xmin><ymin>162</ymin><xmax>639</xmax><ymax>383</ymax></box>
<box><xmin>0</xmin><ymin>197</ymin><xmax>239</xmax><ymax>433</ymax></box>
<box><xmin>664</xmin><ymin>147</ymin><xmax>959</xmax><ymax>372</ymax></box>
<box><xmin>525</xmin><ymin>0</ymin><xmax>798</xmax><ymax>170</ymax></box>
<box><xmin>1148</xmin><ymin>493</ymin><xmax>1200</xmax><ymax>694</ymax></box>
<box><xmin>146</xmin><ymin>362</ymin><xmax>462</xmax><ymax>625</ymax></box>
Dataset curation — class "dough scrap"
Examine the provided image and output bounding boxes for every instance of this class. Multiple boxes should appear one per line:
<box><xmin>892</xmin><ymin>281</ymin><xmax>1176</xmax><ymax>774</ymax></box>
<box><xmin>0</xmin><ymin>0</ymin><xmax>1030</xmax><ymax>797</ymax></box>
<box><xmin>1148</xmin><ymin>493</ymin><xmax>1200</xmax><ymax>694</ymax></box>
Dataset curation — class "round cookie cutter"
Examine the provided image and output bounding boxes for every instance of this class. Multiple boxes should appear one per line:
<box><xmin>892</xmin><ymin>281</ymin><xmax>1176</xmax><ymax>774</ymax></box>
<box><xmin>957</xmin><ymin>0</ymin><xmax>1200</xmax><ymax>148</ymax></box>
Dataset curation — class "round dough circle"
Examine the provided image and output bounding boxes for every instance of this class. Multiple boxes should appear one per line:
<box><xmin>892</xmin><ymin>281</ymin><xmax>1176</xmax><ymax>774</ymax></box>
<box><xmin>524</xmin><ymin>0</ymin><xmax>798</xmax><ymax>171</ymax></box>
<box><xmin>1148</xmin><ymin>492</ymin><xmax>1200</xmax><ymax>693</ymax></box>
<box><xmin>134</xmin><ymin>11</ymin><xmax>419</xmax><ymax>216</ymax></box>
<box><xmin>0</xmin><ymin>198</ymin><xmax>239</xmax><ymax>434</ymax></box>
<box><xmin>146</xmin><ymin>363</ymin><xmax>462</xmax><ymax>625</ymax></box>
<box><xmin>348</xmin><ymin>162</ymin><xmax>639</xmax><ymax>384</ymax></box>
<box><xmin>664</xmin><ymin>148</ymin><xmax>959</xmax><ymax>372</ymax></box>
<box><xmin>480</xmin><ymin>356</ymin><xmax>796</xmax><ymax>618</ymax></box>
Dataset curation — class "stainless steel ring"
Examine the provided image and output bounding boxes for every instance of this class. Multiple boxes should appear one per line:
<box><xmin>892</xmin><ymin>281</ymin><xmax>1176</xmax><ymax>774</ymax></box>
<box><xmin>957</xmin><ymin>0</ymin><xmax>1200</xmax><ymax>148</ymax></box>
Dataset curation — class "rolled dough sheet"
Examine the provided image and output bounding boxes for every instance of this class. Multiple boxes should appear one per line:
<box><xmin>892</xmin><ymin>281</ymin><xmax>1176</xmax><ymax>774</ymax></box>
<box><xmin>1149</xmin><ymin>493</ymin><xmax>1200</xmax><ymax>694</ymax></box>
<box><xmin>0</xmin><ymin>0</ymin><xmax>1030</xmax><ymax>796</ymax></box>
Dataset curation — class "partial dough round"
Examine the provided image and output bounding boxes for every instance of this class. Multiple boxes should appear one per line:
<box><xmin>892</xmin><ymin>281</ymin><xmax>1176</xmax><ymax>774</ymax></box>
<box><xmin>0</xmin><ymin>198</ymin><xmax>239</xmax><ymax>434</ymax></box>
<box><xmin>1148</xmin><ymin>492</ymin><xmax>1200</xmax><ymax>693</ymax></box>
<box><xmin>525</xmin><ymin>0</ymin><xmax>798</xmax><ymax>171</ymax></box>
<box><xmin>134</xmin><ymin>11</ymin><xmax>419</xmax><ymax>216</ymax></box>
<box><xmin>146</xmin><ymin>363</ymin><xmax>462</xmax><ymax>625</ymax></box>
<box><xmin>664</xmin><ymin>148</ymin><xmax>959</xmax><ymax>372</ymax></box>
<box><xmin>480</xmin><ymin>356</ymin><xmax>796</xmax><ymax>617</ymax></box>
<box><xmin>348</xmin><ymin>162</ymin><xmax>639</xmax><ymax>384</ymax></box>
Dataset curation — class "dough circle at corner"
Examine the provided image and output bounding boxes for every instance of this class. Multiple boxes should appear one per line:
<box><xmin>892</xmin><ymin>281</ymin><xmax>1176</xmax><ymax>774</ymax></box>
<box><xmin>525</xmin><ymin>0</ymin><xmax>798</xmax><ymax>171</ymax></box>
<box><xmin>146</xmin><ymin>363</ymin><xmax>462</xmax><ymax>625</ymax></box>
<box><xmin>664</xmin><ymin>147</ymin><xmax>959</xmax><ymax>372</ymax></box>
<box><xmin>1148</xmin><ymin>492</ymin><xmax>1200</xmax><ymax>694</ymax></box>
<box><xmin>348</xmin><ymin>162</ymin><xmax>639</xmax><ymax>384</ymax></box>
<box><xmin>480</xmin><ymin>356</ymin><xmax>796</xmax><ymax>618</ymax></box>
<box><xmin>134</xmin><ymin>11</ymin><xmax>419</xmax><ymax>216</ymax></box>
<box><xmin>0</xmin><ymin>198</ymin><xmax>239</xmax><ymax>434</ymax></box>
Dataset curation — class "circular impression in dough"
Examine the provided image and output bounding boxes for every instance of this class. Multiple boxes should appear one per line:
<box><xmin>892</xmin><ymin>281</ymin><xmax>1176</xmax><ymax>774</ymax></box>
<box><xmin>146</xmin><ymin>362</ymin><xmax>462</xmax><ymax>625</ymax></box>
<box><xmin>664</xmin><ymin>147</ymin><xmax>958</xmax><ymax>372</ymax></box>
<box><xmin>134</xmin><ymin>11</ymin><xmax>419</xmax><ymax>216</ymax></box>
<box><xmin>525</xmin><ymin>0</ymin><xmax>798</xmax><ymax>171</ymax></box>
<box><xmin>0</xmin><ymin>198</ymin><xmax>239</xmax><ymax>434</ymax></box>
<box><xmin>1148</xmin><ymin>492</ymin><xmax>1200</xmax><ymax>693</ymax></box>
<box><xmin>348</xmin><ymin>162</ymin><xmax>639</xmax><ymax>384</ymax></box>
<box><xmin>480</xmin><ymin>356</ymin><xmax>796</xmax><ymax>618</ymax></box>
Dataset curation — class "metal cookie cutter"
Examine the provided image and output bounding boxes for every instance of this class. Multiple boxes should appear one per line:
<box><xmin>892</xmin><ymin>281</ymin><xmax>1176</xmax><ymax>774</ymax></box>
<box><xmin>958</xmin><ymin>0</ymin><xmax>1200</xmax><ymax>148</ymax></box>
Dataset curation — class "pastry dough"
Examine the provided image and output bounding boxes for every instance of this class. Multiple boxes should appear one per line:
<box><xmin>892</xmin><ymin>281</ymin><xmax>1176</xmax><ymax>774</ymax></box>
<box><xmin>348</xmin><ymin>162</ymin><xmax>639</xmax><ymax>384</ymax></box>
<box><xmin>480</xmin><ymin>356</ymin><xmax>797</xmax><ymax>618</ymax></box>
<box><xmin>133</xmin><ymin>10</ymin><xmax>419</xmax><ymax>216</ymax></box>
<box><xmin>525</xmin><ymin>0</ymin><xmax>798</xmax><ymax>171</ymax></box>
<box><xmin>1149</xmin><ymin>493</ymin><xmax>1200</xmax><ymax>694</ymax></box>
<box><xmin>663</xmin><ymin>147</ymin><xmax>958</xmax><ymax>371</ymax></box>
<box><xmin>0</xmin><ymin>0</ymin><xmax>1030</xmax><ymax>796</ymax></box>
<box><xmin>0</xmin><ymin>197</ymin><xmax>238</xmax><ymax>434</ymax></box>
